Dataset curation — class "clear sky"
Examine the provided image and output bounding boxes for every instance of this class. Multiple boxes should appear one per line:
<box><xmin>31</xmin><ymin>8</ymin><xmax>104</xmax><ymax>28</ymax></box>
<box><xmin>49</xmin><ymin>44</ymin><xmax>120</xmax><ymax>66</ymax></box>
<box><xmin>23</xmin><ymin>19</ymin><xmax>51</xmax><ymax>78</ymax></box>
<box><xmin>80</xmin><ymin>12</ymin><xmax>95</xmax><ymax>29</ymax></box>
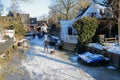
<box><xmin>2</xmin><ymin>0</ymin><xmax>50</xmax><ymax>17</ymax></box>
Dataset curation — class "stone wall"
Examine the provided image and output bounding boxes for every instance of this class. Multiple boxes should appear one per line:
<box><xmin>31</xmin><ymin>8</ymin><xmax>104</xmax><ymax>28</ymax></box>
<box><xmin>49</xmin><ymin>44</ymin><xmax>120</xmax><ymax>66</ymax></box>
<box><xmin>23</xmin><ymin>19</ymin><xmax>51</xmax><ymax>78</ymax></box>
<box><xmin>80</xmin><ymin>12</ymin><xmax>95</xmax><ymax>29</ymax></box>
<box><xmin>63</xmin><ymin>42</ymin><xmax>76</xmax><ymax>51</ymax></box>
<box><xmin>87</xmin><ymin>47</ymin><xmax>120</xmax><ymax>68</ymax></box>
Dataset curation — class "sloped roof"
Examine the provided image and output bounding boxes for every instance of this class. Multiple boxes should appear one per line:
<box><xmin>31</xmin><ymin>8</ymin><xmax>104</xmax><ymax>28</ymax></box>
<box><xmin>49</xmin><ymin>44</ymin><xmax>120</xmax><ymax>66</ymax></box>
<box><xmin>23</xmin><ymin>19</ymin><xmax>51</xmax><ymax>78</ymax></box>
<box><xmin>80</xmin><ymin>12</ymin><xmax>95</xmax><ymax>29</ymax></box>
<box><xmin>75</xmin><ymin>6</ymin><xmax>90</xmax><ymax>19</ymax></box>
<box><xmin>75</xmin><ymin>0</ymin><xmax>107</xmax><ymax>19</ymax></box>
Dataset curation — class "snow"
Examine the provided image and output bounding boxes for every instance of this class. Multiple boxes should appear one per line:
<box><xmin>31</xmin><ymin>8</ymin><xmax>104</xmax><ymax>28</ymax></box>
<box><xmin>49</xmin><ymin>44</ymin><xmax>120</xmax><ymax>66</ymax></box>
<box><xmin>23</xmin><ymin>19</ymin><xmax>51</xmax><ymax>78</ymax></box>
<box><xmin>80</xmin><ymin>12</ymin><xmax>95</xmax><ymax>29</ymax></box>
<box><xmin>69</xmin><ymin>56</ymin><xmax>78</xmax><ymax>62</ymax></box>
<box><xmin>20</xmin><ymin>36</ymin><xmax>95</xmax><ymax>80</ymax></box>
<box><xmin>89</xmin><ymin>43</ymin><xmax>120</xmax><ymax>54</ymax></box>
<box><xmin>0</xmin><ymin>39</ymin><xmax>6</xmax><ymax>43</ymax></box>
<box><xmin>106</xmin><ymin>66</ymin><xmax>116</xmax><ymax>70</ymax></box>
<box><xmin>50</xmin><ymin>36</ymin><xmax>59</xmax><ymax>40</ymax></box>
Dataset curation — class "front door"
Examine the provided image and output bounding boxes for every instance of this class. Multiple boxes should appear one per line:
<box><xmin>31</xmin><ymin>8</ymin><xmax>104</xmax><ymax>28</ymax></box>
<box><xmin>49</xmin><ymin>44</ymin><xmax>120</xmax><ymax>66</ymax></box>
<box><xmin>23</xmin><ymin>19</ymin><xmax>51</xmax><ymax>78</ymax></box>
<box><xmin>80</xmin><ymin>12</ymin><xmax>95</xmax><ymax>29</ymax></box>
<box><xmin>68</xmin><ymin>27</ymin><xmax>72</xmax><ymax>35</ymax></box>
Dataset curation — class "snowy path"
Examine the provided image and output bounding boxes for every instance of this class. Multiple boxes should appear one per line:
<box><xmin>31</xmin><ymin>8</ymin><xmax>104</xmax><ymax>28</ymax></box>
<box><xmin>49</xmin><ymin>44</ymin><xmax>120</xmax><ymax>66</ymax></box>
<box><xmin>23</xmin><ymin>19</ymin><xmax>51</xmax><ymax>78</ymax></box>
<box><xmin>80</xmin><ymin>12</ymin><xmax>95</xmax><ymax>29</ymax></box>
<box><xmin>20</xmin><ymin>37</ymin><xmax>95</xmax><ymax>80</ymax></box>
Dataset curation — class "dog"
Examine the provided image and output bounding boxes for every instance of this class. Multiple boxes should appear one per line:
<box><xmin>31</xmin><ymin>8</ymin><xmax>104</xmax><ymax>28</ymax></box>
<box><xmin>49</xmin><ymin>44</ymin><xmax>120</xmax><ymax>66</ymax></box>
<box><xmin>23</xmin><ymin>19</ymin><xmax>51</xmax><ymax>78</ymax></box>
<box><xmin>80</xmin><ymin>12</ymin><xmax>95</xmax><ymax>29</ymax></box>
<box><xmin>50</xmin><ymin>49</ymin><xmax>55</xmax><ymax>55</ymax></box>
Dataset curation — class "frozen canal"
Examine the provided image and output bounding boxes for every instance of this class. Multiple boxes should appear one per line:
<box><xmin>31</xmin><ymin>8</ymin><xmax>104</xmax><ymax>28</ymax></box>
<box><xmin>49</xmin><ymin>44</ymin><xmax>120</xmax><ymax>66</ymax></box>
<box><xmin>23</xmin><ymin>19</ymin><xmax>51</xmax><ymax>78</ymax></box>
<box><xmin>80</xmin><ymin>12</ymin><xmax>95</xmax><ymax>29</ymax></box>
<box><xmin>20</xmin><ymin>36</ymin><xmax>120</xmax><ymax>80</ymax></box>
<box><xmin>1</xmin><ymin>36</ymin><xmax>120</xmax><ymax>80</ymax></box>
<box><xmin>20</xmin><ymin>36</ymin><xmax>95</xmax><ymax>80</ymax></box>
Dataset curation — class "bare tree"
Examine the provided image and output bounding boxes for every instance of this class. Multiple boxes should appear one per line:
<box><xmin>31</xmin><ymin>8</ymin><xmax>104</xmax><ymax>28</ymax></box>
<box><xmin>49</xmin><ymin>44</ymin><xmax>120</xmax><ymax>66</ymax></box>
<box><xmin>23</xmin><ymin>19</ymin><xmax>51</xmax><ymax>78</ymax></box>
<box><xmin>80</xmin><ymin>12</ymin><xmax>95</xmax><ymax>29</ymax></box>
<box><xmin>7</xmin><ymin>0</ymin><xmax>32</xmax><ymax>14</ymax></box>
<box><xmin>69</xmin><ymin>0</ymin><xmax>89</xmax><ymax>19</ymax></box>
<box><xmin>49</xmin><ymin>0</ymin><xmax>90</xmax><ymax>22</ymax></box>
<box><xmin>38</xmin><ymin>14</ymin><xmax>48</xmax><ymax>21</ymax></box>
<box><xmin>75</xmin><ymin>0</ymin><xmax>90</xmax><ymax>12</ymax></box>
<box><xmin>50</xmin><ymin>0</ymin><xmax>77</xmax><ymax>20</ymax></box>
<box><xmin>7</xmin><ymin>2</ymin><xmax>22</xmax><ymax>13</ymax></box>
<box><xmin>48</xmin><ymin>5</ymin><xmax>59</xmax><ymax>24</ymax></box>
<box><xmin>105</xmin><ymin>0</ymin><xmax>120</xmax><ymax>44</ymax></box>
<box><xmin>11</xmin><ymin>0</ymin><xmax>31</xmax><ymax>3</ymax></box>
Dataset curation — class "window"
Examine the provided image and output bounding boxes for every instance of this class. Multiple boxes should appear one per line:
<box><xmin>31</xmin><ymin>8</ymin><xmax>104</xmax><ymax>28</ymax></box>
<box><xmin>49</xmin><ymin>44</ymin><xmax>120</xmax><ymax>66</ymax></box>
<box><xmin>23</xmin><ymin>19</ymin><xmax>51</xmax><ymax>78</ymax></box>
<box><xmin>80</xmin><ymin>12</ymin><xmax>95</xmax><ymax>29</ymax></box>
<box><xmin>68</xmin><ymin>27</ymin><xmax>72</xmax><ymax>35</ymax></box>
<box><xmin>87</xmin><ymin>12</ymin><xmax>96</xmax><ymax>18</ymax></box>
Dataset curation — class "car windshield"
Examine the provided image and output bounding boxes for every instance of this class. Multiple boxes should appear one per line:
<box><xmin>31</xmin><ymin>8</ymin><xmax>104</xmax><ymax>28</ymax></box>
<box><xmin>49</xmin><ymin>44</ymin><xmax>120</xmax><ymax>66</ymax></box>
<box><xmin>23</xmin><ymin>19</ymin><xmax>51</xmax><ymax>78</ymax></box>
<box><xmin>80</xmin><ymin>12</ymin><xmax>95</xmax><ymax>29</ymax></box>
<box><xmin>50</xmin><ymin>36</ymin><xmax>59</xmax><ymax>40</ymax></box>
<box><xmin>81</xmin><ymin>52</ymin><xmax>92</xmax><ymax>56</ymax></box>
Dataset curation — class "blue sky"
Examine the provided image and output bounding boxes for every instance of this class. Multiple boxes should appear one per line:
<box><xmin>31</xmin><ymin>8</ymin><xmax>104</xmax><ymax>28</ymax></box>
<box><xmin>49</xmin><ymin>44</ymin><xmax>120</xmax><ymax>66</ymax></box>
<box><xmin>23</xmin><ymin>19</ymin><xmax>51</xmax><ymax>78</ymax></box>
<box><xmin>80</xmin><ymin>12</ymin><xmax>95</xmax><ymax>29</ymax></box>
<box><xmin>2</xmin><ymin>0</ymin><xmax>50</xmax><ymax>17</ymax></box>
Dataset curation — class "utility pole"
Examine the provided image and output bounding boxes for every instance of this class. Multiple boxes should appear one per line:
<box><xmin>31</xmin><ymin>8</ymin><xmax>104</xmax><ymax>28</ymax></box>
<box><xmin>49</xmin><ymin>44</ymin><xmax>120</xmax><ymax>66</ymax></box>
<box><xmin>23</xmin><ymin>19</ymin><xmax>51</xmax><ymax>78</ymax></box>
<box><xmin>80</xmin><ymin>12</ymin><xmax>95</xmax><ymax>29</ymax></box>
<box><xmin>118</xmin><ymin>0</ymin><xmax>120</xmax><ymax>45</ymax></box>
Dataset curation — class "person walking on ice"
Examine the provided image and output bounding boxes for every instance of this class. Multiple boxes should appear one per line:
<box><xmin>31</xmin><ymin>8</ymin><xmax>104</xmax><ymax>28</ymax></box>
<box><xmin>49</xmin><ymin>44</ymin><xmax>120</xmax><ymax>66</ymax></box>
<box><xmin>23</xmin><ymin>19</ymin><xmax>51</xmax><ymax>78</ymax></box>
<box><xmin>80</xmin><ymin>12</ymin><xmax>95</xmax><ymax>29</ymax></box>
<box><xmin>44</xmin><ymin>40</ymin><xmax>49</xmax><ymax>52</ymax></box>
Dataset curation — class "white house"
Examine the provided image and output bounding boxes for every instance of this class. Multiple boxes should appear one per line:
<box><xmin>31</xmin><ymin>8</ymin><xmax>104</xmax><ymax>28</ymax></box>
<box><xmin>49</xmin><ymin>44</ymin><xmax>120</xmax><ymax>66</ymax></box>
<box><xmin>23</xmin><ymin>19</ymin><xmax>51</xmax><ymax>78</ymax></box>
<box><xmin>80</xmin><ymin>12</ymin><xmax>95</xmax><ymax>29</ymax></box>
<box><xmin>60</xmin><ymin>0</ymin><xmax>107</xmax><ymax>45</ymax></box>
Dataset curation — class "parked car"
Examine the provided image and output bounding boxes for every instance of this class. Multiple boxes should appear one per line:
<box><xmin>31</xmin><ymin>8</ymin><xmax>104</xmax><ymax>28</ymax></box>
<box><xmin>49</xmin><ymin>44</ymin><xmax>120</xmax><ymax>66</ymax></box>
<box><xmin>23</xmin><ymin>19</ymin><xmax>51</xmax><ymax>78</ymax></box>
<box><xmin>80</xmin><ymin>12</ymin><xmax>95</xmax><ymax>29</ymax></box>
<box><xmin>48</xmin><ymin>35</ymin><xmax>60</xmax><ymax>45</ymax></box>
<box><xmin>78</xmin><ymin>52</ymin><xmax>110</xmax><ymax>66</ymax></box>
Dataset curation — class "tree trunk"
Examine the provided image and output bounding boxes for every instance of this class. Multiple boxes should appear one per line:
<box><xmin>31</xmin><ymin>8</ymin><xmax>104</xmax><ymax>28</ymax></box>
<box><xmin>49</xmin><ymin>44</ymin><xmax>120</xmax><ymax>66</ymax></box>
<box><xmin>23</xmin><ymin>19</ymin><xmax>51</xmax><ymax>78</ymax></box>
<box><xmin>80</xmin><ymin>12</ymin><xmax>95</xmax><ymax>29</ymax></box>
<box><xmin>118</xmin><ymin>1</ymin><xmax>120</xmax><ymax>45</ymax></box>
<box><xmin>66</xmin><ymin>10</ymin><xmax>69</xmax><ymax>20</ymax></box>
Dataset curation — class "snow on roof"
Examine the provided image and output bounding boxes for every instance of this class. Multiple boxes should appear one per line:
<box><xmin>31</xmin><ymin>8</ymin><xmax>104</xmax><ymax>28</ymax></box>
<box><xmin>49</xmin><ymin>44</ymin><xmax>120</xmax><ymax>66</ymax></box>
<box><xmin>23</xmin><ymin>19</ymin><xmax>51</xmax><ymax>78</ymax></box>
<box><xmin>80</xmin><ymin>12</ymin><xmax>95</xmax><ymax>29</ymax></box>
<box><xmin>89</xmin><ymin>43</ymin><xmax>120</xmax><ymax>55</ymax></box>
<box><xmin>94</xmin><ymin>0</ymin><xmax>108</xmax><ymax>6</ymax></box>
<box><xmin>75</xmin><ymin>0</ymin><xmax>106</xmax><ymax>19</ymax></box>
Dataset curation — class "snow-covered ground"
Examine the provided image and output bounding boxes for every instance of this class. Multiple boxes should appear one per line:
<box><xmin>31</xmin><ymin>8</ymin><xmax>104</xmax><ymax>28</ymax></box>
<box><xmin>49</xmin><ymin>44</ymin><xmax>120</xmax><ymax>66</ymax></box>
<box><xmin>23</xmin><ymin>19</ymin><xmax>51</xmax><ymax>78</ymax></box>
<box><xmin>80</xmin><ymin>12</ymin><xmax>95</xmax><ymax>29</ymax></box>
<box><xmin>89</xmin><ymin>43</ymin><xmax>120</xmax><ymax>54</ymax></box>
<box><xmin>0</xmin><ymin>39</ymin><xmax>6</xmax><ymax>43</ymax></box>
<box><xmin>20</xmin><ymin>36</ymin><xmax>95</xmax><ymax>80</ymax></box>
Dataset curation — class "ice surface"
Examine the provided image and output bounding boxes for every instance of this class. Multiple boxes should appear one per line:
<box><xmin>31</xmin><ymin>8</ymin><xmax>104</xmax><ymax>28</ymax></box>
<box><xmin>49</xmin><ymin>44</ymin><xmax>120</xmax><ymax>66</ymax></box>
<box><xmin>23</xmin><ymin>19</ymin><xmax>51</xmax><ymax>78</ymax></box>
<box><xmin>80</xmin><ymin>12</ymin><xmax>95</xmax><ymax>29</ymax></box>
<box><xmin>20</xmin><ymin>36</ymin><xmax>95</xmax><ymax>80</ymax></box>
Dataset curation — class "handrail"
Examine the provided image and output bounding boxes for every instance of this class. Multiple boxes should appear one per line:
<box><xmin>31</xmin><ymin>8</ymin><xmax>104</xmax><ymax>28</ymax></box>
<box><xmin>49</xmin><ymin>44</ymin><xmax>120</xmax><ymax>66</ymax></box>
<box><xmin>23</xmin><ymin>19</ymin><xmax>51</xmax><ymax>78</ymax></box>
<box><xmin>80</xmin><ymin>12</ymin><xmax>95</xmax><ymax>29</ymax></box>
<box><xmin>105</xmin><ymin>37</ymin><xmax>116</xmax><ymax>43</ymax></box>
<box><xmin>60</xmin><ymin>34</ymin><xmax>78</xmax><ymax>43</ymax></box>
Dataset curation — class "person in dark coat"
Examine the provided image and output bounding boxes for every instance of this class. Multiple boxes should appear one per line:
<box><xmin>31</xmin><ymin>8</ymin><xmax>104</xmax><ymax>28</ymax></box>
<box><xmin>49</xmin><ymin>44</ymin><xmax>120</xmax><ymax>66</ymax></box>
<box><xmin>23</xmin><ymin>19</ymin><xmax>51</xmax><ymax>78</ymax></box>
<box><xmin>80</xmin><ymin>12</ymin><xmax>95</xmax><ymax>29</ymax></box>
<box><xmin>44</xmin><ymin>40</ymin><xmax>48</xmax><ymax>51</ymax></box>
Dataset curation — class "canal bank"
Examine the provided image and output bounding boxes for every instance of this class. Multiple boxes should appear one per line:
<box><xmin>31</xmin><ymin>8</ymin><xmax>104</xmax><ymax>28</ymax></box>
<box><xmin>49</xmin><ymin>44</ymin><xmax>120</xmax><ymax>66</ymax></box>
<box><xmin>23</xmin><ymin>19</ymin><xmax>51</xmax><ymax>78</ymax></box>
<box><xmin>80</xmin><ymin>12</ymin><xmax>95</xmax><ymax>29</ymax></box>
<box><xmin>0</xmin><ymin>39</ymin><xmax>30</xmax><ymax>80</ymax></box>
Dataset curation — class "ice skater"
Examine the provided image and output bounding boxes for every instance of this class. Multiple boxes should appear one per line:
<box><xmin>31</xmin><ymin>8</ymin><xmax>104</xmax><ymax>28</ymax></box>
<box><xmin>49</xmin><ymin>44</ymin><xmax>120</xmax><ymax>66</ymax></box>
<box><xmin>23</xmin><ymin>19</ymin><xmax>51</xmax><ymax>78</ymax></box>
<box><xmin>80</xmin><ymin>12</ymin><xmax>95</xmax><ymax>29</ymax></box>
<box><xmin>44</xmin><ymin>40</ymin><xmax>49</xmax><ymax>52</ymax></box>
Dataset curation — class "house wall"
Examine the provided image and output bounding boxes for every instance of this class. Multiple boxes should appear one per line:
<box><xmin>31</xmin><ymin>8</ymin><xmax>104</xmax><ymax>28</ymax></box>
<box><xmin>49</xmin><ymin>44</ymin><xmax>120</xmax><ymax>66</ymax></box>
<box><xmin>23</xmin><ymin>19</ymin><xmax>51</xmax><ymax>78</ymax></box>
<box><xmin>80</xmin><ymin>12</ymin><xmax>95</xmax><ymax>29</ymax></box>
<box><xmin>60</xmin><ymin>20</ymin><xmax>70</xmax><ymax>35</ymax></box>
<box><xmin>37</xmin><ymin>21</ymin><xmax>47</xmax><ymax>26</ymax></box>
<box><xmin>81</xmin><ymin>5</ymin><xmax>102</xmax><ymax>18</ymax></box>
<box><xmin>60</xmin><ymin>20</ymin><xmax>77</xmax><ymax>37</ymax></box>
<box><xmin>60</xmin><ymin>22</ymin><xmax>78</xmax><ymax>44</ymax></box>
<box><xmin>19</xmin><ymin>14</ymin><xmax>30</xmax><ymax>27</ymax></box>
<box><xmin>63</xmin><ymin>42</ymin><xmax>77</xmax><ymax>51</ymax></box>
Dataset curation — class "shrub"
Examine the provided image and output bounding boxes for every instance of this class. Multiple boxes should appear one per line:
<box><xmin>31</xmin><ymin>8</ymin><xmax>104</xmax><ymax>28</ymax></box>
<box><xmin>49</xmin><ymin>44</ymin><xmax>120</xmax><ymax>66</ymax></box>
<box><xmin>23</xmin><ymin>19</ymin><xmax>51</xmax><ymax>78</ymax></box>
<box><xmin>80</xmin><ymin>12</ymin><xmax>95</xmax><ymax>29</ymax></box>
<box><xmin>73</xmin><ymin>17</ymin><xmax>98</xmax><ymax>53</ymax></box>
<box><xmin>8</xmin><ymin>16</ymin><xmax>26</xmax><ymax>40</ymax></box>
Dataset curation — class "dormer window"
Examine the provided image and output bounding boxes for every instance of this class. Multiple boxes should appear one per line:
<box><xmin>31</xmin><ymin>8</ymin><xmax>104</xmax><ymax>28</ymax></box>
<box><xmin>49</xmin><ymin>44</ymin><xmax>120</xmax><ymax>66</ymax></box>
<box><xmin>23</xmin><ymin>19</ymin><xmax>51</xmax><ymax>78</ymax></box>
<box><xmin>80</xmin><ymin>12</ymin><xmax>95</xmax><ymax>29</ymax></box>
<box><xmin>87</xmin><ymin>12</ymin><xmax>96</xmax><ymax>18</ymax></box>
